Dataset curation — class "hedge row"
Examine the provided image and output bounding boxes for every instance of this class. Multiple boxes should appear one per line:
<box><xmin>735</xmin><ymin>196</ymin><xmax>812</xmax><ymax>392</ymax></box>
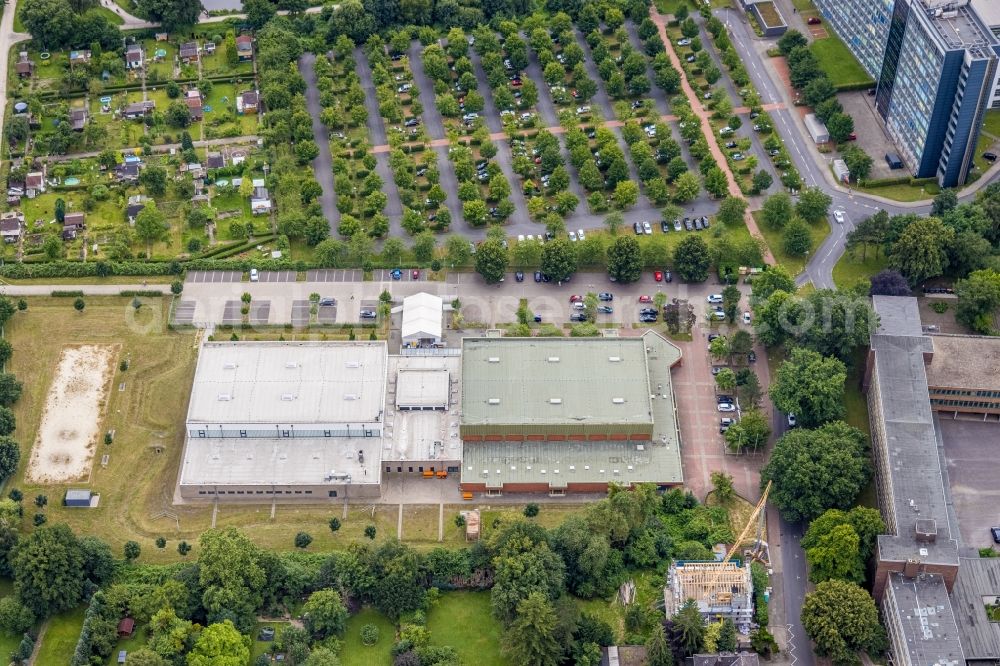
<box><xmin>119</xmin><ymin>290</ymin><xmax>163</xmax><ymax>297</ymax></box>
<box><xmin>50</xmin><ymin>290</ymin><xmax>85</xmax><ymax>297</ymax></box>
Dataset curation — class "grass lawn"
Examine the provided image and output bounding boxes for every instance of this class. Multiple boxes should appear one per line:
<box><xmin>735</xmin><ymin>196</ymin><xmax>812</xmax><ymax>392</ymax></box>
<box><xmin>35</xmin><ymin>606</ymin><xmax>86</xmax><ymax>666</ymax></box>
<box><xmin>575</xmin><ymin>569</ymin><xmax>662</xmax><ymax>643</ymax></box>
<box><xmin>832</xmin><ymin>250</ymin><xmax>888</xmax><ymax>290</ymax></box>
<box><xmin>810</xmin><ymin>35</ymin><xmax>875</xmax><ymax>89</ymax></box>
<box><xmin>342</xmin><ymin>608</ymin><xmax>395</xmax><ymax>666</ymax></box>
<box><xmin>427</xmin><ymin>592</ymin><xmax>508</xmax><ymax>666</ymax></box>
<box><xmin>754</xmin><ymin>212</ymin><xmax>830</xmax><ymax>278</ymax></box>
<box><xmin>984</xmin><ymin>110</ymin><xmax>1000</xmax><ymax>139</ymax></box>
<box><xmin>856</xmin><ymin>180</ymin><xmax>940</xmax><ymax>202</ymax></box>
<box><xmin>91</xmin><ymin>6</ymin><xmax>124</xmax><ymax>25</ymax></box>
<box><xmin>790</xmin><ymin>0</ymin><xmax>815</xmax><ymax>10</ymax></box>
<box><xmin>105</xmin><ymin>625</ymin><xmax>149</xmax><ymax>665</ymax></box>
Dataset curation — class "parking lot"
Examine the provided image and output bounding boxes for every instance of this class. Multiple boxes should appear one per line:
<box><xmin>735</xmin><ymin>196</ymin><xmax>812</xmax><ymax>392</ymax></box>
<box><xmin>187</xmin><ymin>270</ymin><xmax>242</xmax><ymax>283</ymax></box>
<box><xmin>939</xmin><ymin>418</ymin><xmax>1000</xmax><ymax>549</ymax></box>
<box><xmin>180</xmin><ymin>270</ymin><xmax>750</xmax><ymax>329</ymax></box>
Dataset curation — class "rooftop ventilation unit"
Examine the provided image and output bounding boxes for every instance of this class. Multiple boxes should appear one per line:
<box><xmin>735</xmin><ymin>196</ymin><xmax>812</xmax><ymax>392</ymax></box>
<box><xmin>549</xmin><ymin>398</ymin><xmax>562</xmax><ymax>404</ymax></box>
<box><xmin>488</xmin><ymin>398</ymin><xmax>501</xmax><ymax>405</ymax></box>
<box><xmin>547</xmin><ymin>356</ymin><xmax>560</xmax><ymax>362</ymax></box>
<box><xmin>223</xmin><ymin>362</ymin><xmax>237</xmax><ymax>369</ymax></box>
<box><xmin>344</xmin><ymin>394</ymin><xmax>358</xmax><ymax>401</ymax></box>
<box><xmin>345</xmin><ymin>361</ymin><xmax>361</xmax><ymax>368</ymax></box>
<box><xmin>280</xmin><ymin>393</ymin><xmax>297</xmax><ymax>401</ymax></box>
<box><xmin>487</xmin><ymin>357</ymin><xmax>500</xmax><ymax>363</ymax></box>
<box><xmin>608</xmin><ymin>356</ymin><xmax>621</xmax><ymax>362</ymax></box>
<box><xmin>217</xmin><ymin>394</ymin><xmax>232</xmax><ymax>401</ymax></box>
<box><xmin>612</xmin><ymin>398</ymin><xmax>625</xmax><ymax>404</ymax></box>
<box><xmin>285</xmin><ymin>361</ymin><xmax>298</xmax><ymax>369</ymax></box>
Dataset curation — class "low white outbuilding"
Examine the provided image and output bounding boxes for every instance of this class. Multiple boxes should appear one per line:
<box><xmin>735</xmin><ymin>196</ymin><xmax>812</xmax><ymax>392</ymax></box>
<box><xmin>402</xmin><ymin>292</ymin><xmax>443</xmax><ymax>348</ymax></box>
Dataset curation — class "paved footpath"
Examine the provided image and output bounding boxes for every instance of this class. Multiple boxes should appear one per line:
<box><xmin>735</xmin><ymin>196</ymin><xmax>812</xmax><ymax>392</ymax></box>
<box><xmin>650</xmin><ymin>7</ymin><xmax>775</xmax><ymax>264</ymax></box>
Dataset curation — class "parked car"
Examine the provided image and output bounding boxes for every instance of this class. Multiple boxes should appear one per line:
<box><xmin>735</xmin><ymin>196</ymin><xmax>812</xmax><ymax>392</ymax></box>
<box><xmin>534</xmin><ymin>315</ymin><xmax>542</xmax><ymax>322</ymax></box>
<box><xmin>720</xmin><ymin>417</ymin><xmax>736</xmax><ymax>433</ymax></box>
<box><xmin>638</xmin><ymin>295</ymin><xmax>652</xmax><ymax>303</ymax></box>
<box><xmin>391</xmin><ymin>268</ymin><xmax>403</xmax><ymax>280</ymax></box>
<box><xmin>250</xmin><ymin>268</ymin><xmax>259</xmax><ymax>282</ymax></box>
<box><xmin>654</xmin><ymin>270</ymin><xmax>663</xmax><ymax>282</ymax></box>
<box><xmin>748</xmin><ymin>350</ymin><xmax>757</xmax><ymax>363</ymax></box>
<box><xmin>534</xmin><ymin>271</ymin><xmax>543</xmax><ymax>283</ymax></box>
<box><xmin>360</xmin><ymin>310</ymin><xmax>377</xmax><ymax>319</ymax></box>
<box><xmin>992</xmin><ymin>527</ymin><xmax>1000</xmax><ymax>544</ymax></box>
<box><xmin>598</xmin><ymin>293</ymin><xmax>613</xmax><ymax>301</ymax></box>
<box><xmin>684</xmin><ymin>218</ymin><xmax>693</xmax><ymax>231</ymax></box>
<box><xmin>711</xmin><ymin>366</ymin><xmax>724</xmax><ymax>376</ymax></box>
<box><xmin>577</xmin><ymin>229</ymin><xmax>586</xmax><ymax>241</ymax></box>
<box><xmin>570</xmin><ymin>313</ymin><xmax>587</xmax><ymax>322</ymax></box>
<box><xmin>639</xmin><ymin>314</ymin><xmax>658</xmax><ymax>322</ymax></box>
<box><xmin>569</xmin><ymin>294</ymin><xmax>582</xmax><ymax>302</ymax></box>
<box><xmin>677</xmin><ymin>38</ymin><xmax>692</xmax><ymax>46</ymax></box>
<box><xmin>711</xmin><ymin>309</ymin><xmax>726</xmax><ymax>320</ymax></box>
<box><xmin>786</xmin><ymin>413</ymin><xmax>797</xmax><ymax>427</ymax></box>
<box><xmin>985</xmin><ymin>152</ymin><xmax>998</xmax><ymax>162</ymax></box>
<box><xmin>661</xmin><ymin>220</ymin><xmax>671</xmax><ymax>233</ymax></box>
<box><xmin>807</xmin><ymin>16</ymin><xmax>821</xmax><ymax>24</ymax></box>
<box><xmin>642</xmin><ymin>221</ymin><xmax>652</xmax><ymax>235</ymax></box>
<box><xmin>718</xmin><ymin>403</ymin><xmax>736</xmax><ymax>413</ymax></box>
<box><xmin>412</xmin><ymin>269</ymin><xmax>420</xmax><ymax>279</ymax></box>
<box><xmin>515</xmin><ymin>271</ymin><xmax>524</xmax><ymax>282</ymax></box>
<box><xmin>742</xmin><ymin>311</ymin><xmax>751</xmax><ymax>324</ymax></box>
<box><xmin>597</xmin><ymin>305</ymin><xmax>613</xmax><ymax>314</ymax></box>
<box><xmin>674</xmin><ymin>218</ymin><xmax>683</xmax><ymax>232</ymax></box>
<box><xmin>319</xmin><ymin>297</ymin><xmax>336</xmax><ymax>306</ymax></box>
<box><xmin>640</xmin><ymin>308</ymin><xmax>658</xmax><ymax>316</ymax></box>
<box><xmin>569</xmin><ymin>231</ymin><xmax>578</xmax><ymax>242</ymax></box>
<box><xmin>664</xmin><ymin>270</ymin><xmax>673</xmax><ymax>283</ymax></box>
<box><xmin>707</xmin><ymin>294</ymin><xmax>724</xmax><ymax>304</ymax></box>
<box><xmin>572</xmin><ymin>302</ymin><xmax>585</xmax><ymax>310</ymax></box>
<box><xmin>634</xmin><ymin>221</ymin><xmax>643</xmax><ymax>235</ymax></box>
<box><xmin>834</xmin><ymin>210</ymin><xmax>845</xmax><ymax>224</ymax></box>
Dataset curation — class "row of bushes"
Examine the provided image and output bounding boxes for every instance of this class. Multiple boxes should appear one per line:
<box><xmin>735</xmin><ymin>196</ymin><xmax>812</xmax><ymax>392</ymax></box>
<box><xmin>118</xmin><ymin>290</ymin><xmax>163</xmax><ymax>297</ymax></box>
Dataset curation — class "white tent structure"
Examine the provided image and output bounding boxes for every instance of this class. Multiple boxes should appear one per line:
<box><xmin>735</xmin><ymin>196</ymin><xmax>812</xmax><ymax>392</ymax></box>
<box><xmin>402</xmin><ymin>292</ymin><xmax>443</xmax><ymax>348</ymax></box>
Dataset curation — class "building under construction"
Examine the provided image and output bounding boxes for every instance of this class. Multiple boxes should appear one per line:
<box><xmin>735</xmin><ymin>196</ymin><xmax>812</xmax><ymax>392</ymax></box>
<box><xmin>666</xmin><ymin>561</ymin><xmax>754</xmax><ymax>629</ymax></box>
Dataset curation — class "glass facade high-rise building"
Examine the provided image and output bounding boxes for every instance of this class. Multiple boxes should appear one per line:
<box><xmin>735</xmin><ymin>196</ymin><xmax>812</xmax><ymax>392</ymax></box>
<box><xmin>814</xmin><ymin>0</ymin><xmax>999</xmax><ymax>188</ymax></box>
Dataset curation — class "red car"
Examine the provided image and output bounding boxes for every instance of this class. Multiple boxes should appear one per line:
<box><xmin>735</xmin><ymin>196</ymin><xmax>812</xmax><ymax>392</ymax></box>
<box><xmin>654</xmin><ymin>271</ymin><xmax>663</xmax><ymax>282</ymax></box>
<box><xmin>510</xmin><ymin>78</ymin><xmax>522</xmax><ymax>87</ymax></box>
<box><xmin>412</xmin><ymin>269</ymin><xmax>420</xmax><ymax>279</ymax></box>
<box><xmin>569</xmin><ymin>294</ymin><xmax>582</xmax><ymax>302</ymax></box>
<box><xmin>847</xmin><ymin>133</ymin><xmax>857</xmax><ymax>141</ymax></box>
<box><xmin>807</xmin><ymin>17</ymin><xmax>821</xmax><ymax>24</ymax></box>
<box><xmin>638</xmin><ymin>295</ymin><xmax>652</xmax><ymax>303</ymax></box>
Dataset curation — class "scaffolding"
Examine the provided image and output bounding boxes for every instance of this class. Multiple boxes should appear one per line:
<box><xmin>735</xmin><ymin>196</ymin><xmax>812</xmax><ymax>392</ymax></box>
<box><xmin>666</xmin><ymin>561</ymin><xmax>754</xmax><ymax>627</ymax></box>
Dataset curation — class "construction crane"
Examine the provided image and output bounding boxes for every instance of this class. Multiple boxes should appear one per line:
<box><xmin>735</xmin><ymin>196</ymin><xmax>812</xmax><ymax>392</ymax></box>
<box><xmin>705</xmin><ymin>480</ymin><xmax>772</xmax><ymax>602</ymax></box>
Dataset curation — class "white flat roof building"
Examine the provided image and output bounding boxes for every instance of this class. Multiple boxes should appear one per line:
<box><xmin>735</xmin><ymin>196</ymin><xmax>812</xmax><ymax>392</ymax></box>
<box><xmin>401</xmin><ymin>292</ymin><xmax>443</xmax><ymax>347</ymax></box>
<box><xmin>186</xmin><ymin>341</ymin><xmax>387</xmax><ymax>436</ymax></box>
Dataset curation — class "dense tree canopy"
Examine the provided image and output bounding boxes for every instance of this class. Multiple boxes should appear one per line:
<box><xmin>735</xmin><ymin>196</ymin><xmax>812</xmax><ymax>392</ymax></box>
<box><xmin>11</xmin><ymin>523</ymin><xmax>86</xmax><ymax>617</ymax></box>
<box><xmin>802</xmin><ymin>580</ymin><xmax>884</xmax><ymax>666</ymax></box>
<box><xmin>761</xmin><ymin>421</ymin><xmax>871</xmax><ymax>523</ymax></box>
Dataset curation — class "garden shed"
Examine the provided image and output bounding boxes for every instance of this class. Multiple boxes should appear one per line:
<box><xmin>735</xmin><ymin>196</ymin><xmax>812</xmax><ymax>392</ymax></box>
<box><xmin>64</xmin><ymin>489</ymin><xmax>92</xmax><ymax>508</ymax></box>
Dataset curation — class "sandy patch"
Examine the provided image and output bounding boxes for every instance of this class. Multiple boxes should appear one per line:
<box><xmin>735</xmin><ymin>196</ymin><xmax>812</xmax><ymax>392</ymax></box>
<box><xmin>27</xmin><ymin>345</ymin><xmax>118</xmax><ymax>484</ymax></box>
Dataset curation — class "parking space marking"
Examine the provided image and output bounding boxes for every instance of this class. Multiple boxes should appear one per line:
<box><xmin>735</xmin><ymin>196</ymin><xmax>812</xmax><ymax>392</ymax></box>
<box><xmin>259</xmin><ymin>270</ymin><xmax>296</xmax><ymax>283</ymax></box>
<box><xmin>172</xmin><ymin>300</ymin><xmax>196</xmax><ymax>324</ymax></box>
<box><xmin>249</xmin><ymin>301</ymin><xmax>271</xmax><ymax>325</ymax></box>
<box><xmin>318</xmin><ymin>305</ymin><xmax>337</xmax><ymax>324</ymax></box>
<box><xmin>222</xmin><ymin>300</ymin><xmax>242</xmax><ymax>325</ymax></box>
<box><xmin>291</xmin><ymin>300</ymin><xmax>311</xmax><ymax>327</ymax></box>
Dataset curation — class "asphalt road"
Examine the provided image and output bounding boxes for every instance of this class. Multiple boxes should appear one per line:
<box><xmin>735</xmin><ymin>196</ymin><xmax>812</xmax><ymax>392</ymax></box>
<box><xmin>407</xmin><ymin>40</ymin><xmax>465</xmax><ymax>228</ymax></box>
<box><xmin>299</xmin><ymin>53</ymin><xmax>340</xmax><ymax>234</ymax></box>
<box><xmin>355</xmin><ymin>47</ymin><xmax>404</xmax><ymax>234</ymax></box>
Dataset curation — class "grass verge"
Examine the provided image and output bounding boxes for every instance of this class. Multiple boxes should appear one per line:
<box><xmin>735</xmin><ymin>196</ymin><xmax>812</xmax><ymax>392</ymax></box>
<box><xmin>754</xmin><ymin>212</ymin><xmax>830</xmax><ymax>277</ymax></box>
<box><xmin>856</xmin><ymin>181</ymin><xmax>940</xmax><ymax>202</ymax></box>
<box><xmin>832</xmin><ymin>251</ymin><xmax>887</xmax><ymax>290</ymax></box>
<box><xmin>809</xmin><ymin>34</ymin><xmax>874</xmax><ymax>89</ymax></box>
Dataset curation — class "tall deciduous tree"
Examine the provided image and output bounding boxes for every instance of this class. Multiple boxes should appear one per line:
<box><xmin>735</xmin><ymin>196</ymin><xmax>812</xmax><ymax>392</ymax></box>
<box><xmin>502</xmin><ymin>592</ymin><xmax>562</xmax><ymax>666</ymax></box>
<box><xmin>955</xmin><ymin>269</ymin><xmax>1000</xmax><ymax>334</ymax></box>
<box><xmin>768</xmin><ymin>348</ymin><xmax>847</xmax><ymax>426</ymax></box>
<box><xmin>673</xmin><ymin>236</ymin><xmax>710</xmax><ymax>283</ymax></box>
<box><xmin>761</xmin><ymin>421</ymin><xmax>870</xmax><ymax>523</ymax></box>
<box><xmin>761</xmin><ymin>192</ymin><xmax>794</xmax><ymax>229</ymax></box>
<box><xmin>198</xmin><ymin>528</ymin><xmax>267</xmax><ymax>633</ymax></box>
<box><xmin>11</xmin><ymin>524</ymin><xmax>85</xmax><ymax>617</ymax></box>
<box><xmin>541</xmin><ymin>239</ymin><xmax>578</xmax><ymax>283</ymax></box>
<box><xmin>186</xmin><ymin>620</ymin><xmax>251</xmax><ymax>666</ymax></box>
<box><xmin>475</xmin><ymin>239</ymin><xmax>509</xmax><ymax>284</ymax></box>
<box><xmin>134</xmin><ymin>202</ymin><xmax>169</xmax><ymax>258</ymax></box>
<box><xmin>802</xmin><ymin>580</ymin><xmax>883</xmax><ymax>666</ymax></box>
<box><xmin>607</xmin><ymin>236</ymin><xmax>642</xmax><ymax>283</ymax></box>
<box><xmin>302</xmin><ymin>589</ymin><xmax>348</xmax><ymax>639</ymax></box>
<box><xmin>717</xmin><ymin>196</ymin><xmax>747</xmax><ymax>226</ymax></box>
<box><xmin>889</xmin><ymin>217</ymin><xmax>955</xmax><ymax>285</ymax></box>
<box><xmin>136</xmin><ymin>0</ymin><xmax>203</xmax><ymax>32</ymax></box>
